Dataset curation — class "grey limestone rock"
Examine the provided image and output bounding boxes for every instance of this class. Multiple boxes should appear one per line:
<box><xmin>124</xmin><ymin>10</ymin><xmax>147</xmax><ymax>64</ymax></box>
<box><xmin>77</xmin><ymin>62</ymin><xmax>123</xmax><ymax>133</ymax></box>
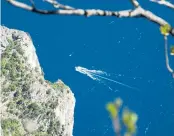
<box><xmin>0</xmin><ymin>26</ymin><xmax>75</xmax><ymax>136</ymax></box>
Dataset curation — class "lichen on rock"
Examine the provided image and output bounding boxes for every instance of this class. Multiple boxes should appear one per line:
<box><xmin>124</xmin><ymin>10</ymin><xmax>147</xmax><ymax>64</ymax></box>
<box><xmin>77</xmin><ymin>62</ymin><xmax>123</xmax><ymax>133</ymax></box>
<box><xmin>0</xmin><ymin>26</ymin><xmax>75</xmax><ymax>136</ymax></box>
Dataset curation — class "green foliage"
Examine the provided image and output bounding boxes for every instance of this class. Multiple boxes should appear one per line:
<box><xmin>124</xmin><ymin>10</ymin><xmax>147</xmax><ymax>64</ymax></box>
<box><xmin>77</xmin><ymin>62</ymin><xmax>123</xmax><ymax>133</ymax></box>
<box><xmin>160</xmin><ymin>24</ymin><xmax>171</xmax><ymax>36</ymax></box>
<box><xmin>7</xmin><ymin>101</ymin><xmax>19</xmax><ymax>114</ymax></box>
<box><xmin>2</xmin><ymin>69</ymin><xmax>8</xmax><ymax>76</ymax></box>
<box><xmin>10</xmin><ymin>67</ymin><xmax>17</xmax><ymax>81</ymax></box>
<box><xmin>5</xmin><ymin>62</ymin><xmax>11</xmax><ymax>70</ymax></box>
<box><xmin>8</xmin><ymin>84</ymin><xmax>16</xmax><ymax>91</ymax></box>
<box><xmin>22</xmin><ymin>83</ymin><xmax>30</xmax><ymax>92</ymax></box>
<box><xmin>16</xmin><ymin>45</ymin><xmax>24</xmax><ymax>55</ymax></box>
<box><xmin>106</xmin><ymin>98</ymin><xmax>138</xmax><ymax>136</ymax></box>
<box><xmin>7</xmin><ymin>101</ymin><xmax>16</xmax><ymax>109</ymax></box>
<box><xmin>7</xmin><ymin>101</ymin><xmax>16</xmax><ymax>114</ymax></box>
<box><xmin>106</xmin><ymin>103</ymin><xmax>118</xmax><ymax>119</ymax></box>
<box><xmin>106</xmin><ymin>97</ymin><xmax>122</xmax><ymax>119</ymax></box>
<box><xmin>51</xmin><ymin>83</ymin><xmax>60</xmax><ymax>89</ymax></box>
<box><xmin>32</xmin><ymin>132</ymin><xmax>50</xmax><ymax>136</ymax></box>
<box><xmin>6</xmin><ymin>44</ymin><xmax>13</xmax><ymax>53</ymax></box>
<box><xmin>47</xmin><ymin>120</ymin><xmax>61</xmax><ymax>135</ymax></box>
<box><xmin>2</xmin><ymin>119</ymin><xmax>23</xmax><ymax>136</ymax></box>
<box><xmin>1</xmin><ymin>58</ymin><xmax>7</xmax><ymax>69</ymax></box>
<box><xmin>2</xmin><ymin>33</ymin><xmax>66</xmax><ymax>136</ymax></box>
<box><xmin>28</xmin><ymin>103</ymin><xmax>40</xmax><ymax>111</ymax></box>
<box><xmin>1</xmin><ymin>38</ymin><xmax>27</xmax><ymax>82</ymax></box>
<box><xmin>7</xmin><ymin>38</ymin><xmax>15</xmax><ymax>46</ymax></box>
<box><xmin>27</xmin><ymin>103</ymin><xmax>44</xmax><ymax>118</ymax></box>
<box><xmin>1</xmin><ymin>58</ymin><xmax>8</xmax><ymax>76</ymax></box>
<box><xmin>122</xmin><ymin>108</ymin><xmax>138</xmax><ymax>135</ymax></box>
<box><xmin>12</xmin><ymin>51</ymin><xmax>17</xmax><ymax>57</ymax></box>
<box><xmin>170</xmin><ymin>46</ymin><xmax>174</xmax><ymax>56</ymax></box>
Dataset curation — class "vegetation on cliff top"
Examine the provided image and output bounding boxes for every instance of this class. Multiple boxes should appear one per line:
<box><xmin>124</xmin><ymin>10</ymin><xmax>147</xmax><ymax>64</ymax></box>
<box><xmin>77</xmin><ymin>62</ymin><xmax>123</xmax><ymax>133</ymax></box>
<box><xmin>1</xmin><ymin>34</ymin><xmax>73</xmax><ymax>136</ymax></box>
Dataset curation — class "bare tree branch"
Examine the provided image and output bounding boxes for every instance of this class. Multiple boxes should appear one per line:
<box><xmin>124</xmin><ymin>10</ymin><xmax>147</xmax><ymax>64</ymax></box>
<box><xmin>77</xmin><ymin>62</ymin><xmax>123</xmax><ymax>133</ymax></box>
<box><xmin>113</xmin><ymin>117</ymin><xmax>121</xmax><ymax>136</ymax></box>
<box><xmin>6</xmin><ymin>0</ymin><xmax>140</xmax><ymax>17</ymax></box>
<box><xmin>29</xmin><ymin>0</ymin><xmax>35</xmax><ymax>8</ymax></box>
<box><xmin>150</xmin><ymin>0</ymin><xmax>174</xmax><ymax>10</ymax></box>
<box><xmin>131</xmin><ymin>0</ymin><xmax>140</xmax><ymax>8</ymax></box>
<box><xmin>6</xmin><ymin>0</ymin><xmax>174</xmax><ymax>36</ymax></box>
<box><xmin>44</xmin><ymin>0</ymin><xmax>74</xmax><ymax>10</ymax></box>
<box><xmin>164</xmin><ymin>36</ymin><xmax>174</xmax><ymax>77</ymax></box>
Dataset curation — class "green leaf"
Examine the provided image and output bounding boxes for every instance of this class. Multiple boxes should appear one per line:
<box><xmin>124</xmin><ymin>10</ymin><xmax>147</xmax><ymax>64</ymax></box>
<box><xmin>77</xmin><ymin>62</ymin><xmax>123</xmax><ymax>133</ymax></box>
<box><xmin>106</xmin><ymin>102</ymin><xmax>118</xmax><ymax>119</ymax></box>
<box><xmin>114</xmin><ymin>97</ymin><xmax>123</xmax><ymax>107</ymax></box>
<box><xmin>170</xmin><ymin>46</ymin><xmax>174</xmax><ymax>56</ymax></box>
<box><xmin>122</xmin><ymin>108</ymin><xmax>138</xmax><ymax>134</ymax></box>
<box><xmin>160</xmin><ymin>24</ymin><xmax>171</xmax><ymax>36</ymax></box>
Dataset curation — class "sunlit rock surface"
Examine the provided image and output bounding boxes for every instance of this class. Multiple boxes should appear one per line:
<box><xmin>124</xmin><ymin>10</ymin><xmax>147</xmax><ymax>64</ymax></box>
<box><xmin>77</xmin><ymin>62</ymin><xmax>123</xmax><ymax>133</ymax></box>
<box><xmin>0</xmin><ymin>26</ymin><xmax>75</xmax><ymax>136</ymax></box>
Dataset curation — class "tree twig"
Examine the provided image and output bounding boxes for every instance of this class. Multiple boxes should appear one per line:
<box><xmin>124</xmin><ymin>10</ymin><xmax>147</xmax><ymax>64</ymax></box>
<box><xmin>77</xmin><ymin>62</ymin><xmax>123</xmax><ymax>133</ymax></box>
<box><xmin>150</xmin><ymin>0</ymin><xmax>174</xmax><ymax>10</ymax></box>
<box><xmin>6</xmin><ymin>0</ymin><xmax>139</xmax><ymax>17</ymax></box>
<box><xmin>44</xmin><ymin>0</ymin><xmax>74</xmax><ymax>10</ymax></box>
<box><xmin>164</xmin><ymin>36</ymin><xmax>174</xmax><ymax>77</ymax></box>
<box><xmin>6</xmin><ymin>0</ymin><xmax>174</xmax><ymax>36</ymax></box>
<box><xmin>130</xmin><ymin>0</ymin><xmax>140</xmax><ymax>8</ymax></box>
<box><xmin>29</xmin><ymin>0</ymin><xmax>35</xmax><ymax>8</ymax></box>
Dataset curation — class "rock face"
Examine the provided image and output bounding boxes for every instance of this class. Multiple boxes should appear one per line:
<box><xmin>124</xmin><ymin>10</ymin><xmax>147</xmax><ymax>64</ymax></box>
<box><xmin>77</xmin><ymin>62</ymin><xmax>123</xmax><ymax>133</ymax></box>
<box><xmin>0</xmin><ymin>26</ymin><xmax>75</xmax><ymax>136</ymax></box>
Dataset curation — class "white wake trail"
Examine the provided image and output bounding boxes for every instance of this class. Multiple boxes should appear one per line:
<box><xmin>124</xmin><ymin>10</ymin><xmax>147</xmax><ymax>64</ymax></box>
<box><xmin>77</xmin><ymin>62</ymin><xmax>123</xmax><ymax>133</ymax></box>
<box><xmin>90</xmin><ymin>73</ymin><xmax>139</xmax><ymax>91</ymax></box>
<box><xmin>75</xmin><ymin>66</ymin><xmax>139</xmax><ymax>91</ymax></box>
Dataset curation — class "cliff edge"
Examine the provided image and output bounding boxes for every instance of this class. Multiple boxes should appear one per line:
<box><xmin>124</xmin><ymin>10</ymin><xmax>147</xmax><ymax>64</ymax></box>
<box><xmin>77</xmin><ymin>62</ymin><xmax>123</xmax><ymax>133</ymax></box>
<box><xmin>0</xmin><ymin>26</ymin><xmax>75</xmax><ymax>136</ymax></box>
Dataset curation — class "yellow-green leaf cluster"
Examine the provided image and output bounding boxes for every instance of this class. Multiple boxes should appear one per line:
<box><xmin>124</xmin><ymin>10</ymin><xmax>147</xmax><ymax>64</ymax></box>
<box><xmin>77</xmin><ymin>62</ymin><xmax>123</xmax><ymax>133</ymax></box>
<box><xmin>106</xmin><ymin>98</ymin><xmax>123</xmax><ymax>119</ymax></box>
<box><xmin>122</xmin><ymin>108</ymin><xmax>138</xmax><ymax>135</ymax></box>
<box><xmin>2</xmin><ymin>119</ymin><xmax>24</xmax><ymax>136</ymax></box>
<box><xmin>170</xmin><ymin>46</ymin><xmax>174</xmax><ymax>56</ymax></box>
<box><xmin>106</xmin><ymin>98</ymin><xmax>138</xmax><ymax>136</ymax></box>
<box><xmin>160</xmin><ymin>24</ymin><xmax>171</xmax><ymax>36</ymax></box>
<box><xmin>106</xmin><ymin>103</ymin><xmax>118</xmax><ymax>119</ymax></box>
<box><xmin>114</xmin><ymin>97</ymin><xmax>123</xmax><ymax>107</ymax></box>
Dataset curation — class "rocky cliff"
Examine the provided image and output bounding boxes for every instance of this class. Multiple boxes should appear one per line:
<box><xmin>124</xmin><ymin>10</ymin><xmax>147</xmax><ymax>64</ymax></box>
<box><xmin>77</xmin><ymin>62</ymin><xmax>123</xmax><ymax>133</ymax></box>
<box><xmin>0</xmin><ymin>26</ymin><xmax>75</xmax><ymax>136</ymax></box>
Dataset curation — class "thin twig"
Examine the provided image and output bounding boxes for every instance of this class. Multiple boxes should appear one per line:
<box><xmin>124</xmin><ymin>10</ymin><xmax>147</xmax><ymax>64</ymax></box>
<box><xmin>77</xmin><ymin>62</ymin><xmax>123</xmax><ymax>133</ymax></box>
<box><xmin>150</xmin><ymin>0</ymin><xmax>174</xmax><ymax>10</ymax></box>
<box><xmin>44</xmin><ymin>0</ymin><xmax>74</xmax><ymax>10</ymax></box>
<box><xmin>29</xmin><ymin>0</ymin><xmax>35</xmax><ymax>8</ymax></box>
<box><xmin>6</xmin><ymin>0</ymin><xmax>134</xmax><ymax>16</ymax></box>
<box><xmin>113</xmin><ymin>117</ymin><xmax>121</xmax><ymax>136</ymax></box>
<box><xmin>164</xmin><ymin>36</ymin><xmax>174</xmax><ymax>77</ymax></box>
<box><xmin>6</xmin><ymin>0</ymin><xmax>174</xmax><ymax>36</ymax></box>
<box><xmin>131</xmin><ymin>0</ymin><xmax>140</xmax><ymax>8</ymax></box>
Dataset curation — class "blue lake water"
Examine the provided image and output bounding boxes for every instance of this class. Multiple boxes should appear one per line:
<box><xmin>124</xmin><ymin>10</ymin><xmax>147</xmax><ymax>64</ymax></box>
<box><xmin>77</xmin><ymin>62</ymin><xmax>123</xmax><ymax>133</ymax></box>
<box><xmin>2</xmin><ymin>0</ymin><xmax>174</xmax><ymax>135</ymax></box>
